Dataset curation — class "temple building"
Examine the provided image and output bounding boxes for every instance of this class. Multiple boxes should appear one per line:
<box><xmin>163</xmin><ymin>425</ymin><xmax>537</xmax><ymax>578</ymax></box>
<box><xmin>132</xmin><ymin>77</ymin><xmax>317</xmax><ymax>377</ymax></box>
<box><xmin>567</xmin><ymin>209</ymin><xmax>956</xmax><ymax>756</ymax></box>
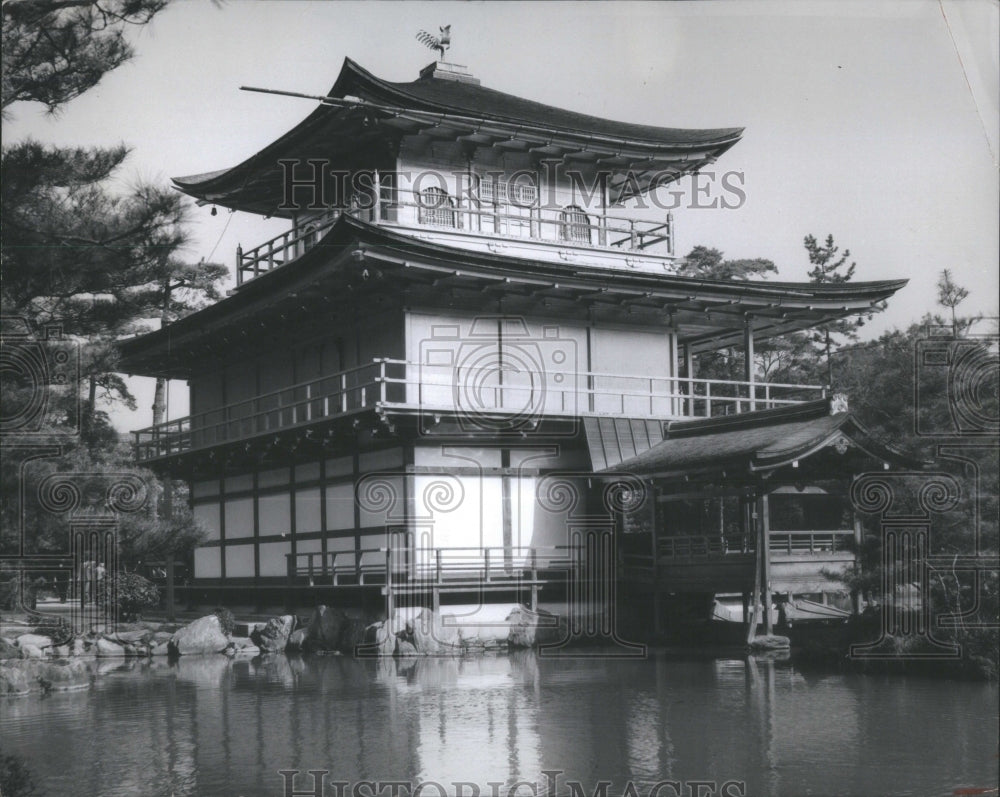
<box><xmin>119</xmin><ymin>55</ymin><xmax>916</xmax><ymax>637</ymax></box>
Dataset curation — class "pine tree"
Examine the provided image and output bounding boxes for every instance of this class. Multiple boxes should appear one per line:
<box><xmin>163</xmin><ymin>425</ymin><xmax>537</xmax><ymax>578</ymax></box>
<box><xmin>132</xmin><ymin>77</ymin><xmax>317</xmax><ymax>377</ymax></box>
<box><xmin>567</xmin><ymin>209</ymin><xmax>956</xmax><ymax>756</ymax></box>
<box><xmin>2</xmin><ymin>0</ymin><xmax>170</xmax><ymax>116</ymax></box>
<box><xmin>936</xmin><ymin>268</ymin><xmax>973</xmax><ymax>336</ymax></box>
<box><xmin>803</xmin><ymin>233</ymin><xmax>883</xmax><ymax>385</ymax></box>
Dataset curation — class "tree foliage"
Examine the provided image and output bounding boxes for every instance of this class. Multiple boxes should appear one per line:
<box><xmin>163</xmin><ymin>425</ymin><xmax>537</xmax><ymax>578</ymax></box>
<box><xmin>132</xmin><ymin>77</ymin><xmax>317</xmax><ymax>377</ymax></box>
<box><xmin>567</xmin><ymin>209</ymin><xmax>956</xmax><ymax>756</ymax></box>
<box><xmin>676</xmin><ymin>245</ymin><xmax>778</xmax><ymax>282</ymax></box>
<box><xmin>1</xmin><ymin>1</ymin><xmax>219</xmax><ymax>578</ymax></box>
<box><xmin>676</xmin><ymin>245</ymin><xmax>791</xmax><ymax>384</ymax></box>
<box><xmin>1</xmin><ymin>0</ymin><xmax>169</xmax><ymax>115</ymax></box>
<box><xmin>803</xmin><ymin>233</ymin><xmax>884</xmax><ymax>385</ymax></box>
<box><xmin>936</xmin><ymin>268</ymin><xmax>976</xmax><ymax>336</ymax></box>
<box><xmin>832</xmin><ymin>299</ymin><xmax>998</xmax><ymax>676</ymax></box>
<box><xmin>1</xmin><ymin>139</ymin><xmax>227</xmax><ymax>423</ymax></box>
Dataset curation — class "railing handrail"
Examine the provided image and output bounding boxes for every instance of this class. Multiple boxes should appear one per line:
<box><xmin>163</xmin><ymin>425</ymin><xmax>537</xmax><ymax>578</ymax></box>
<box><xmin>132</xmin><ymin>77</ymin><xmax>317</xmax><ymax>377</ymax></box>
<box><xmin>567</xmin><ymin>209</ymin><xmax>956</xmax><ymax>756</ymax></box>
<box><xmin>132</xmin><ymin>360</ymin><xmax>381</xmax><ymax>436</ymax></box>
<box><xmin>134</xmin><ymin>358</ymin><xmax>825</xmax><ymax>438</ymax></box>
<box><xmin>379</xmin><ymin>358</ymin><xmax>826</xmax><ymax>392</ymax></box>
<box><xmin>768</xmin><ymin>529</ymin><xmax>854</xmax><ymax>535</ymax></box>
<box><xmin>236</xmin><ymin>186</ymin><xmax>677</xmax><ymax>284</ymax></box>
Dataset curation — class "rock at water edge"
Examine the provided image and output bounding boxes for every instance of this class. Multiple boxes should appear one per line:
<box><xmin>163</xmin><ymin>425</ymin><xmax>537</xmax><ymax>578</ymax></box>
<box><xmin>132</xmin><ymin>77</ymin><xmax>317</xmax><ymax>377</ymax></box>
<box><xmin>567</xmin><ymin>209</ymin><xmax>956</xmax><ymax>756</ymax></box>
<box><xmin>169</xmin><ymin>615</ymin><xmax>231</xmax><ymax>655</ymax></box>
<box><xmin>251</xmin><ymin>615</ymin><xmax>296</xmax><ymax>654</ymax></box>
<box><xmin>304</xmin><ymin>605</ymin><xmax>347</xmax><ymax>651</ymax></box>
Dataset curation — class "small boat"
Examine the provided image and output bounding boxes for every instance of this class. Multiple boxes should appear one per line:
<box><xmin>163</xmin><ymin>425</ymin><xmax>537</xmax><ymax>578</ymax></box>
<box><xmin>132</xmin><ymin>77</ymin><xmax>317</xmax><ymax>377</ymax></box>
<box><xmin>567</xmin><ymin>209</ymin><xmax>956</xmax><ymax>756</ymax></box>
<box><xmin>711</xmin><ymin>594</ymin><xmax>851</xmax><ymax>627</ymax></box>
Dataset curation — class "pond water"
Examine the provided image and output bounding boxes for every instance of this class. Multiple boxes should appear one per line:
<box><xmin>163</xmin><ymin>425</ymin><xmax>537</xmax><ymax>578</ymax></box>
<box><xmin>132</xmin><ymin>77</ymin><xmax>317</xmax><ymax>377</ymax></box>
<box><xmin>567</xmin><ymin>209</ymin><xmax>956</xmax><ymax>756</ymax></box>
<box><xmin>2</xmin><ymin>652</ymin><xmax>997</xmax><ymax>797</ymax></box>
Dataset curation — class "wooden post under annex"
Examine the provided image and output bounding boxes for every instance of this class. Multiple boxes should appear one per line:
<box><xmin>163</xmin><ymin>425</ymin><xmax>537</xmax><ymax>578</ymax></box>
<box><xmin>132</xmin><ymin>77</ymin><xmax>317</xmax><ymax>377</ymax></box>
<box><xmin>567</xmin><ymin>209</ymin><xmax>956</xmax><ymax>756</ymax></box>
<box><xmin>743</xmin><ymin>317</ymin><xmax>756</xmax><ymax>412</ymax></box>
<box><xmin>684</xmin><ymin>344</ymin><xmax>695</xmax><ymax>416</ymax></box>
<box><xmin>164</xmin><ymin>484</ymin><xmax>176</xmax><ymax>622</ymax></box>
<box><xmin>852</xmin><ymin>511</ymin><xmax>864</xmax><ymax>615</ymax></box>
<box><xmin>758</xmin><ymin>492</ymin><xmax>772</xmax><ymax>634</ymax></box>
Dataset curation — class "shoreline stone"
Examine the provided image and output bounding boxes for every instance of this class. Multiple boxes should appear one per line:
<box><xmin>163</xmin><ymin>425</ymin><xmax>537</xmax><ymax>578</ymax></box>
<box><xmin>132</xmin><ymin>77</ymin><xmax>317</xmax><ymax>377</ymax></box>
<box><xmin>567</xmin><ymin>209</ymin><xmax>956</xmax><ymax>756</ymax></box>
<box><xmin>304</xmin><ymin>605</ymin><xmax>347</xmax><ymax>651</ymax></box>
<box><xmin>251</xmin><ymin>615</ymin><xmax>296</xmax><ymax>654</ymax></box>
<box><xmin>506</xmin><ymin>607</ymin><xmax>566</xmax><ymax>649</ymax></box>
<box><xmin>169</xmin><ymin>615</ymin><xmax>230</xmax><ymax>656</ymax></box>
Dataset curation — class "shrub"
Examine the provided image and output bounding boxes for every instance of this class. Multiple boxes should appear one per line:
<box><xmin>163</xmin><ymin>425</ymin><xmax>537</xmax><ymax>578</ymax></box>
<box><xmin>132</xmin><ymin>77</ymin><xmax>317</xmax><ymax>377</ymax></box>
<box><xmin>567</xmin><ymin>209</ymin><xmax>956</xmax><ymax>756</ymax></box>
<box><xmin>97</xmin><ymin>572</ymin><xmax>160</xmax><ymax>622</ymax></box>
<box><xmin>32</xmin><ymin>616</ymin><xmax>73</xmax><ymax>645</ymax></box>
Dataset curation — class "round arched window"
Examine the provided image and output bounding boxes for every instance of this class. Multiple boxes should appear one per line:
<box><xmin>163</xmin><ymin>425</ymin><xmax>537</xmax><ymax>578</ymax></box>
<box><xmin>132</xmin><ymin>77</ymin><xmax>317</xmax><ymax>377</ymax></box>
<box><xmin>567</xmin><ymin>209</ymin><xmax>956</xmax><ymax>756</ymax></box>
<box><xmin>560</xmin><ymin>205</ymin><xmax>591</xmax><ymax>243</ymax></box>
<box><xmin>419</xmin><ymin>186</ymin><xmax>457</xmax><ymax>228</ymax></box>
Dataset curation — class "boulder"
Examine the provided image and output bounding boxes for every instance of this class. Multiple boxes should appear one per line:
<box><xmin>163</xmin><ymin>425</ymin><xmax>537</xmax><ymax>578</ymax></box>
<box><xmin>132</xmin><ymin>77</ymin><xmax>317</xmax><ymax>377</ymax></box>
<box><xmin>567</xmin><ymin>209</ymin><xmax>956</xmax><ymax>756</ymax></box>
<box><xmin>0</xmin><ymin>665</ymin><xmax>32</xmax><ymax>695</ymax></box>
<box><xmin>35</xmin><ymin>659</ymin><xmax>90</xmax><ymax>692</ymax></box>
<box><xmin>54</xmin><ymin>645</ymin><xmax>70</xmax><ymax>658</ymax></box>
<box><xmin>286</xmin><ymin>628</ymin><xmax>308</xmax><ymax>653</ymax></box>
<box><xmin>363</xmin><ymin>621</ymin><xmax>396</xmax><ymax>658</ymax></box>
<box><xmin>0</xmin><ymin>638</ymin><xmax>23</xmax><ymax>660</ymax></box>
<box><xmin>72</xmin><ymin>638</ymin><xmax>92</xmax><ymax>657</ymax></box>
<box><xmin>20</xmin><ymin>644</ymin><xmax>45</xmax><ymax>659</ymax></box>
<box><xmin>748</xmin><ymin>634</ymin><xmax>791</xmax><ymax>651</ymax></box>
<box><xmin>233</xmin><ymin>643</ymin><xmax>260</xmax><ymax>658</ymax></box>
<box><xmin>96</xmin><ymin>638</ymin><xmax>126</xmax><ymax>657</ymax></box>
<box><xmin>111</xmin><ymin>630</ymin><xmax>152</xmax><ymax>646</ymax></box>
<box><xmin>395</xmin><ymin>640</ymin><xmax>418</xmax><ymax>657</ymax></box>
<box><xmin>336</xmin><ymin>618</ymin><xmax>368</xmax><ymax>657</ymax></box>
<box><xmin>506</xmin><ymin>607</ymin><xmax>565</xmax><ymax>649</ymax></box>
<box><xmin>304</xmin><ymin>605</ymin><xmax>347</xmax><ymax>651</ymax></box>
<box><xmin>151</xmin><ymin>642</ymin><xmax>171</xmax><ymax>657</ymax></box>
<box><xmin>169</xmin><ymin>615</ymin><xmax>230</xmax><ymax>656</ymax></box>
<box><xmin>251</xmin><ymin>615</ymin><xmax>296</xmax><ymax>654</ymax></box>
<box><xmin>15</xmin><ymin>634</ymin><xmax>53</xmax><ymax>650</ymax></box>
<box><xmin>408</xmin><ymin>608</ymin><xmax>459</xmax><ymax>655</ymax></box>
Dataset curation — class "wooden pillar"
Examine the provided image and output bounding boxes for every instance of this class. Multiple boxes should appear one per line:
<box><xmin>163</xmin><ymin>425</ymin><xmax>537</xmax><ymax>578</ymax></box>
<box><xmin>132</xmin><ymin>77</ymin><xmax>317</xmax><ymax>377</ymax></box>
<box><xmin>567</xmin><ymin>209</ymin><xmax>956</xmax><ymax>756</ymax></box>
<box><xmin>758</xmin><ymin>492</ymin><xmax>772</xmax><ymax>634</ymax></box>
<box><xmin>163</xmin><ymin>480</ymin><xmax>176</xmax><ymax>622</ymax></box>
<box><xmin>852</xmin><ymin>511</ymin><xmax>864</xmax><ymax>615</ymax></box>
<box><xmin>684</xmin><ymin>344</ymin><xmax>695</xmax><ymax>417</ymax></box>
<box><xmin>599</xmin><ymin>173</ymin><xmax>609</xmax><ymax>246</ymax></box>
<box><xmin>372</xmin><ymin>169</ymin><xmax>382</xmax><ymax>223</ymax></box>
<box><xmin>744</xmin><ymin>317</ymin><xmax>756</xmax><ymax>412</ymax></box>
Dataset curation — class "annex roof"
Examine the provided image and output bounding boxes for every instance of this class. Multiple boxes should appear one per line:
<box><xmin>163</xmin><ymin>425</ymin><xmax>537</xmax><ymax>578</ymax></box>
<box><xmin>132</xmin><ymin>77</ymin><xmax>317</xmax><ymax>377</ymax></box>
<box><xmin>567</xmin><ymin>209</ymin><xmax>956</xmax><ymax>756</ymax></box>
<box><xmin>596</xmin><ymin>399</ymin><xmax>922</xmax><ymax>479</ymax></box>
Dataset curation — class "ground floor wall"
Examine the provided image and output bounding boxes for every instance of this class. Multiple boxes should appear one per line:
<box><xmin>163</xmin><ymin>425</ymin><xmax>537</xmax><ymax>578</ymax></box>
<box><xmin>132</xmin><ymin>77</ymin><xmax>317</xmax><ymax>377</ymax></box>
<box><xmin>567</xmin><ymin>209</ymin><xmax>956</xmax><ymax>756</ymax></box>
<box><xmin>187</xmin><ymin>437</ymin><xmax>598</xmax><ymax>583</ymax></box>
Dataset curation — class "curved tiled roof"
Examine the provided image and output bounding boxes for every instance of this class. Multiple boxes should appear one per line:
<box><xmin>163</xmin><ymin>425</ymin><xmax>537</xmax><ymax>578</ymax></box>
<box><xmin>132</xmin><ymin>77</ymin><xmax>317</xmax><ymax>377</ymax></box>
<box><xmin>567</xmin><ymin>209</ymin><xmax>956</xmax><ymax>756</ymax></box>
<box><xmin>173</xmin><ymin>58</ymin><xmax>744</xmax><ymax>211</ymax></box>
<box><xmin>330</xmin><ymin>58</ymin><xmax>744</xmax><ymax>148</ymax></box>
<box><xmin>599</xmin><ymin>400</ymin><xmax>921</xmax><ymax>475</ymax></box>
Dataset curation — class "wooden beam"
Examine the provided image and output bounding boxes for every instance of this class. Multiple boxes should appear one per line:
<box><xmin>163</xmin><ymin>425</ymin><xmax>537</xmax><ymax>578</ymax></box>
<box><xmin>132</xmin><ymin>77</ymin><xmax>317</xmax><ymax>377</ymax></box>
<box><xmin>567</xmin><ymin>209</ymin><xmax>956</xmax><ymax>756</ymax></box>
<box><xmin>759</xmin><ymin>492</ymin><xmax>773</xmax><ymax>634</ymax></box>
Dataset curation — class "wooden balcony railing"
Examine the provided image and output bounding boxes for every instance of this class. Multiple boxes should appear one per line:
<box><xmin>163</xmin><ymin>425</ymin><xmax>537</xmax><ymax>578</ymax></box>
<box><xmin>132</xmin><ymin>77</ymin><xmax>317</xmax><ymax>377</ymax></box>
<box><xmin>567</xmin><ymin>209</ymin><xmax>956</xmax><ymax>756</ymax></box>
<box><xmin>657</xmin><ymin>533</ymin><xmax>756</xmax><ymax>558</ymax></box>
<box><xmin>286</xmin><ymin>544</ymin><xmax>579</xmax><ymax>588</ymax></box>
<box><xmin>768</xmin><ymin>530</ymin><xmax>854</xmax><ymax>554</ymax></box>
<box><xmin>235</xmin><ymin>188</ymin><xmax>675</xmax><ymax>285</ymax></box>
<box><xmin>132</xmin><ymin>359</ymin><xmax>826</xmax><ymax>461</ymax></box>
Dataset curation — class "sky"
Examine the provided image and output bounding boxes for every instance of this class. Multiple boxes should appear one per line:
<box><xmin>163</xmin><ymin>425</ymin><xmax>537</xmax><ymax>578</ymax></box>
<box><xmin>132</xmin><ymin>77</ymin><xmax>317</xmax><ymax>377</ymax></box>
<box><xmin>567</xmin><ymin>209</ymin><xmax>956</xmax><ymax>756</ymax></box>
<box><xmin>4</xmin><ymin>0</ymin><xmax>998</xmax><ymax>432</ymax></box>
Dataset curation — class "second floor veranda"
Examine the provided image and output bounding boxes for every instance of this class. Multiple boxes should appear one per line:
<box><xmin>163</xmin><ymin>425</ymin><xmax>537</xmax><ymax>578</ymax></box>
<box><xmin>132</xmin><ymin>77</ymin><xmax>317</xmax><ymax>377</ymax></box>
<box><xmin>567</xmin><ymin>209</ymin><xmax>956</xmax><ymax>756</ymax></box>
<box><xmin>236</xmin><ymin>184</ymin><xmax>675</xmax><ymax>286</ymax></box>
<box><xmin>133</xmin><ymin>358</ymin><xmax>825</xmax><ymax>462</ymax></box>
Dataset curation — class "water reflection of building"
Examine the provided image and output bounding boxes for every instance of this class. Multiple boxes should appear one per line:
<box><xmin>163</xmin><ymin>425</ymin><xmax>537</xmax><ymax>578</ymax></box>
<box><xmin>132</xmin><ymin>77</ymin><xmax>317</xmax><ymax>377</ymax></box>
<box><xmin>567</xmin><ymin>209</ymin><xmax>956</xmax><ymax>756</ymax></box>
<box><xmin>6</xmin><ymin>656</ymin><xmax>998</xmax><ymax>795</ymax></box>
